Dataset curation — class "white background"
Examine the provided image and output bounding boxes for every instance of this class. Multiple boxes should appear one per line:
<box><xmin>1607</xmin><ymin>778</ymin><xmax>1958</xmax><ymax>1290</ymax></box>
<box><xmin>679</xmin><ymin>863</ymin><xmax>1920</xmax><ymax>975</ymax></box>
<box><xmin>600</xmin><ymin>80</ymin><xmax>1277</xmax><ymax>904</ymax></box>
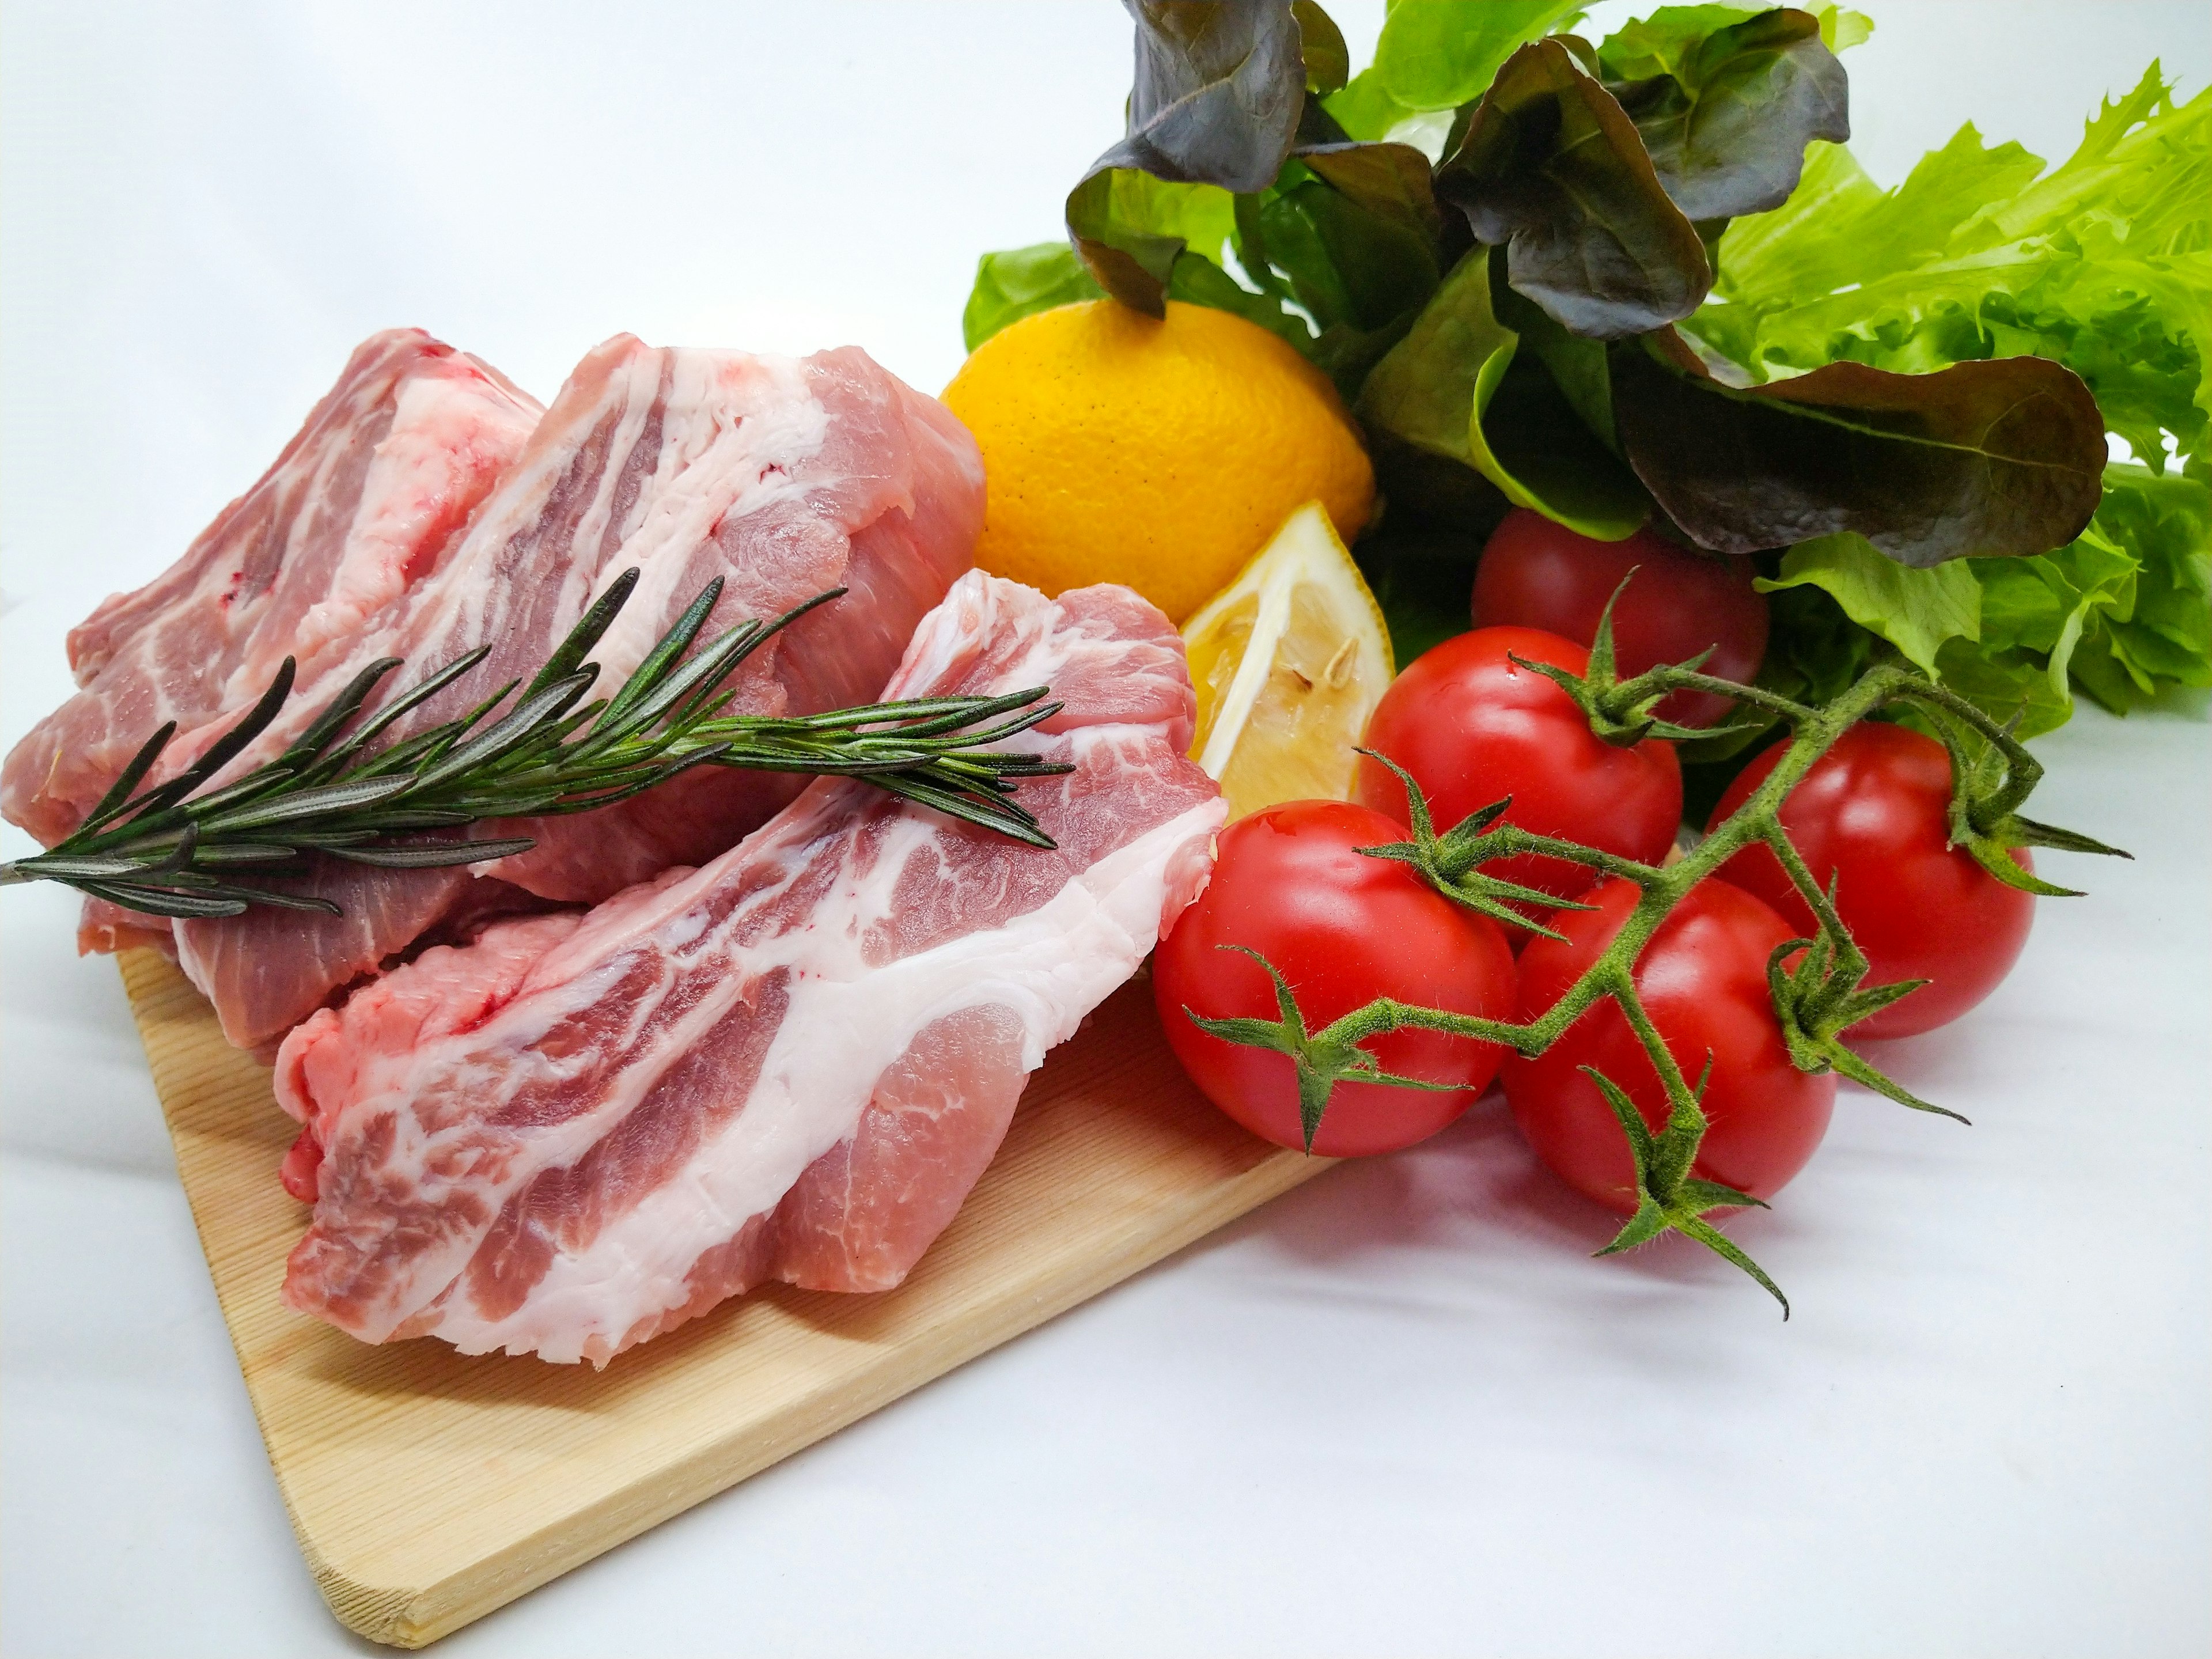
<box><xmin>3</xmin><ymin>3</ymin><xmax>2207</xmax><ymax>1655</ymax></box>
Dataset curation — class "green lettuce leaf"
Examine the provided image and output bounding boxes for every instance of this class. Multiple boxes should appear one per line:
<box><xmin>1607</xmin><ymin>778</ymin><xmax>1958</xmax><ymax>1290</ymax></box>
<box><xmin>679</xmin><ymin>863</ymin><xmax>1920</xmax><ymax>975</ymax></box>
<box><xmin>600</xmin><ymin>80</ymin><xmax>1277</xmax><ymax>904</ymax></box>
<box><xmin>1600</xmin><ymin>6</ymin><xmax>1767</xmax><ymax>82</ymax></box>
<box><xmin>1163</xmin><ymin>249</ymin><xmax>1316</xmax><ymax>350</ymax></box>
<box><xmin>1359</xmin><ymin>249</ymin><xmax>1650</xmax><ymax>537</ymax></box>
<box><xmin>960</xmin><ymin>233</ymin><xmax>1310</xmax><ymax>359</ymax></box>
<box><xmin>1695</xmin><ymin>65</ymin><xmax>2211</xmax><ymax>471</ymax></box>
<box><xmin>1225</xmin><ymin>141</ymin><xmax>1448</xmax><ymax>395</ymax></box>
<box><xmin>1066</xmin><ymin>168</ymin><xmax>1247</xmax><ymax>319</ymax></box>
<box><xmin>1757</xmin><ymin>532</ymin><xmax>1980</xmax><ymax>673</ymax></box>
<box><xmin>1971</xmin><ymin>524</ymin><xmax>2135</xmax><ymax>695</ymax></box>
<box><xmin>1323</xmin><ymin>68</ymin><xmax>1415</xmax><ymax>144</ymax></box>
<box><xmin>1369</xmin><ymin>0</ymin><xmax>1588</xmax><ymax>112</ymax></box>
<box><xmin>1685</xmin><ymin>62</ymin><xmax>2211</xmax><ymax>731</ymax></box>
<box><xmin>2092</xmin><ymin>468</ymin><xmax>2212</xmax><ymax>691</ymax></box>
<box><xmin>1927</xmin><ymin>637</ymin><xmax>2076</xmax><ymax>738</ymax></box>
<box><xmin>1914</xmin><ymin>468</ymin><xmax>2207</xmax><ymax>735</ymax></box>
<box><xmin>1493</xmin><ymin>274</ymin><xmax>1619</xmax><ymax>452</ymax></box>
<box><xmin>2042</xmin><ymin>467</ymin><xmax>2212</xmax><ymax>711</ymax></box>
<box><xmin>963</xmin><ymin>245</ymin><xmax>1107</xmax><ymax>352</ymax></box>
<box><xmin>1239</xmin><ymin>154</ymin><xmax>1442</xmax><ymax>335</ymax></box>
<box><xmin>1598</xmin><ymin>2</ymin><xmax>1872</xmax><ymax>84</ymax></box>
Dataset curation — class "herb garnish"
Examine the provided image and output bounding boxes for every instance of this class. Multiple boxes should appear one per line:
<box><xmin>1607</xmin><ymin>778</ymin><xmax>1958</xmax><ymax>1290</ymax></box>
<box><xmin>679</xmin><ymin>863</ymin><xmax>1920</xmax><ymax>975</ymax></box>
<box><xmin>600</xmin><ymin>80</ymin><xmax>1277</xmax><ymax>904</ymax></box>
<box><xmin>0</xmin><ymin>573</ymin><xmax>1070</xmax><ymax>919</ymax></box>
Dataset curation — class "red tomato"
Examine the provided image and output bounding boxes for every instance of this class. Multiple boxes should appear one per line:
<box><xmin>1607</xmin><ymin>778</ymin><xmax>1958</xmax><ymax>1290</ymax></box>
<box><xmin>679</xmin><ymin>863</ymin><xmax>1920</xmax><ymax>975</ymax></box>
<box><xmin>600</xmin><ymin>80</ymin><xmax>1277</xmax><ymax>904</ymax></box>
<box><xmin>1154</xmin><ymin>800</ymin><xmax>1516</xmax><ymax>1156</ymax></box>
<box><xmin>1707</xmin><ymin>721</ymin><xmax>2035</xmax><ymax>1039</ymax></box>
<box><xmin>1354</xmin><ymin>627</ymin><xmax>1683</xmax><ymax>923</ymax></box>
<box><xmin>1472</xmin><ymin>508</ymin><xmax>1768</xmax><ymax>728</ymax></box>
<box><xmin>1504</xmin><ymin>877</ymin><xmax>1836</xmax><ymax>1214</ymax></box>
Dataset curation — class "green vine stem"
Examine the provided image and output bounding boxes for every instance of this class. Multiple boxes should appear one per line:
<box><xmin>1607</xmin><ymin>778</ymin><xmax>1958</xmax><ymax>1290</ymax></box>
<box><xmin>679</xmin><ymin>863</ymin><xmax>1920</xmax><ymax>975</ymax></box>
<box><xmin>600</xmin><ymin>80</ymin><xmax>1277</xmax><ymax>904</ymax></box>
<box><xmin>1179</xmin><ymin>578</ymin><xmax>2130</xmax><ymax>1315</ymax></box>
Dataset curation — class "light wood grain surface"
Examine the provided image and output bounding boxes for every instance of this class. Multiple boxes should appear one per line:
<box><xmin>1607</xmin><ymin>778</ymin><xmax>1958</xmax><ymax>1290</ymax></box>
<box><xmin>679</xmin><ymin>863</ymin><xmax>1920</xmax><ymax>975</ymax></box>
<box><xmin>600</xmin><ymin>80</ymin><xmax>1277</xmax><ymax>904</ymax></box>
<box><xmin>119</xmin><ymin>949</ymin><xmax>1328</xmax><ymax>1648</ymax></box>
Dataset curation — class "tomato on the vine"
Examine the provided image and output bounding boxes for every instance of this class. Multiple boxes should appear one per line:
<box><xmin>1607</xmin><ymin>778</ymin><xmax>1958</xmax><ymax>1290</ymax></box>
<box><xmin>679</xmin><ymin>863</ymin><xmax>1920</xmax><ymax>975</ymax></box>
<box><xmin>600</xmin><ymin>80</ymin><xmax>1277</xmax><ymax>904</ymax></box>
<box><xmin>1354</xmin><ymin>626</ymin><xmax>1683</xmax><ymax>923</ymax></box>
<box><xmin>1472</xmin><ymin>509</ymin><xmax>1768</xmax><ymax>728</ymax></box>
<box><xmin>1709</xmin><ymin>721</ymin><xmax>2036</xmax><ymax>1039</ymax></box>
<box><xmin>1503</xmin><ymin>877</ymin><xmax>1835</xmax><ymax>1214</ymax></box>
<box><xmin>1154</xmin><ymin>800</ymin><xmax>1516</xmax><ymax>1156</ymax></box>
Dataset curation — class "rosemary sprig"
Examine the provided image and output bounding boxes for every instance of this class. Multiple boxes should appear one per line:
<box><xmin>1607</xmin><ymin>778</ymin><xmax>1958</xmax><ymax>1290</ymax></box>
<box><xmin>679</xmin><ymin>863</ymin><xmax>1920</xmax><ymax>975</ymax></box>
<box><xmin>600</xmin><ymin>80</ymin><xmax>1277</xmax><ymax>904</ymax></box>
<box><xmin>0</xmin><ymin>570</ymin><xmax>1072</xmax><ymax>919</ymax></box>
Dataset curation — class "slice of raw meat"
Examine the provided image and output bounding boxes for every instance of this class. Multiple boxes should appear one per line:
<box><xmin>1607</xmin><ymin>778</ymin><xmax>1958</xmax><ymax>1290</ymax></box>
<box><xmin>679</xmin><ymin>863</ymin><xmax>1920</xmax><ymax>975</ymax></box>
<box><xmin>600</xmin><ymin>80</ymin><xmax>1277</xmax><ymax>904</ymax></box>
<box><xmin>273</xmin><ymin>573</ymin><xmax>1224</xmax><ymax>1365</ymax></box>
<box><xmin>2</xmin><ymin>329</ymin><xmax>543</xmax><ymax>851</ymax></box>
<box><xmin>167</xmin><ymin>337</ymin><xmax>982</xmax><ymax>1051</ymax></box>
<box><xmin>78</xmin><ymin>895</ymin><xmax>183</xmax><ymax>960</ymax></box>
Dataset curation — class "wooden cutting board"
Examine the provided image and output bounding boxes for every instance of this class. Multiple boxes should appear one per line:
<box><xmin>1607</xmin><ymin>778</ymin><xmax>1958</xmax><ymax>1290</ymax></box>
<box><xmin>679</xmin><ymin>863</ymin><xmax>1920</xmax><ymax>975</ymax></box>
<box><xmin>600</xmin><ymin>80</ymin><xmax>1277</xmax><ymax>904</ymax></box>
<box><xmin>119</xmin><ymin>948</ymin><xmax>1328</xmax><ymax>1648</ymax></box>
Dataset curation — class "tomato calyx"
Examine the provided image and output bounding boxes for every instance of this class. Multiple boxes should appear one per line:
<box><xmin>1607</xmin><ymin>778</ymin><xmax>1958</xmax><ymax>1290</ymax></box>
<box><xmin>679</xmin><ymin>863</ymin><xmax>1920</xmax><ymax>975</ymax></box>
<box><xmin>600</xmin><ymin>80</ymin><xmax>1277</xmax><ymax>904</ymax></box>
<box><xmin>1920</xmin><ymin>702</ymin><xmax>2133</xmax><ymax>898</ymax></box>
<box><xmin>1508</xmin><ymin>574</ymin><xmax>1766</xmax><ymax>748</ymax></box>
<box><xmin>1766</xmin><ymin>923</ymin><xmax>1965</xmax><ymax>1123</ymax></box>
<box><xmin>1585</xmin><ymin>1060</ymin><xmax>1789</xmax><ymax>1319</ymax></box>
<box><xmin>1179</xmin><ymin>945</ymin><xmax>1516</xmax><ymax>1153</ymax></box>
<box><xmin>1728</xmin><ymin>819</ymin><xmax>1966</xmax><ymax>1121</ymax></box>
<box><xmin>1352</xmin><ymin>749</ymin><xmax>1603</xmax><ymax>941</ymax></box>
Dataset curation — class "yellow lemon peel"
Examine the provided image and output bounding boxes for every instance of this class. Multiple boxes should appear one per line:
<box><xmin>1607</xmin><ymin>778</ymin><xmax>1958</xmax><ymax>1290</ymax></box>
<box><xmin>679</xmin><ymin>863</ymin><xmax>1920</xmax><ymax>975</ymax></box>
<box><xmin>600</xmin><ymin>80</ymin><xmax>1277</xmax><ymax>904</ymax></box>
<box><xmin>943</xmin><ymin>300</ymin><xmax>1374</xmax><ymax>624</ymax></box>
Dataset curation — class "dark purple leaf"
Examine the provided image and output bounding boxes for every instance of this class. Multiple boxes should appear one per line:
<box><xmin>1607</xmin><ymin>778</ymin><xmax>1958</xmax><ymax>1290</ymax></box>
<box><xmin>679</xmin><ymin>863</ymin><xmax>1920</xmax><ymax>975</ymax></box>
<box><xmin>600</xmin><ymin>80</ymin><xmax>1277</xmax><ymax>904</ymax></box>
<box><xmin>1434</xmin><ymin>38</ymin><xmax>1711</xmax><ymax>339</ymax></box>
<box><xmin>1602</xmin><ymin>8</ymin><xmax>1849</xmax><ymax>225</ymax></box>
<box><xmin>1612</xmin><ymin>330</ymin><xmax>2108</xmax><ymax>566</ymax></box>
<box><xmin>1069</xmin><ymin>0</ymin><xmax>1308</xmax><ymax>313</ymax></box>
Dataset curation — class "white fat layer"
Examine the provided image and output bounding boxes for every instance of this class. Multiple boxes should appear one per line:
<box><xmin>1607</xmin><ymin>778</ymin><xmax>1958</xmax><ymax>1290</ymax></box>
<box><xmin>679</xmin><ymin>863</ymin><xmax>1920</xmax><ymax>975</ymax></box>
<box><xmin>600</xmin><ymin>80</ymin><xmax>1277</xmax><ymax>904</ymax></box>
<box><xmin>586</xmin><ymin>354</ymin><xmax>827</xmax><ymax>681</ymax></box>
<box><xmin>539</xmin><ymin>350</ymin><xmax>664</xmax><ymax>637</ymax></box>
<box><xmin>286</xmin><ymin>374</ymin><xmax>516</xmax><ymax>675</ymax></box>
<box><xmin>395</xmin><ymin>346</ymin><xmax>828</xmax><ymax>690</ymax></box>
<box><xmin>498</xmin><ymin>573</ymin><xmax>1119</xmax><ymax>986</ymax></box>
<box><xmin>379</xmin><ymin>350</ymin><xmax>650</xmax><ymax>682</ymax></box>
<box><xmin>157</xmin><ymin>353</ymin><xmax>539</xmax><ymax>821</ymax></box>
<box><xmin>437</xmin><ymin>796</ymin><xmax>1223</xmax><ymax>1361</ymax></box>
<box><xmin>310</xmin><ymin>923</ymin><xmax>723</xmax><ymax>1342</ymax></box>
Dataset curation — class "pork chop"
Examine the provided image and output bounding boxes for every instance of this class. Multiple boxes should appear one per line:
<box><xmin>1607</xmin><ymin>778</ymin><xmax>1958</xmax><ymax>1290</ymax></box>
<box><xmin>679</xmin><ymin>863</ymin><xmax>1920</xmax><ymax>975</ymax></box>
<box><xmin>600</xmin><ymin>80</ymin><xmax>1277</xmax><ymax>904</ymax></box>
<box><xmin>274</xmin><ymin>573</ymin><xmax>1223</xmax><ymax>1365</ymax></box>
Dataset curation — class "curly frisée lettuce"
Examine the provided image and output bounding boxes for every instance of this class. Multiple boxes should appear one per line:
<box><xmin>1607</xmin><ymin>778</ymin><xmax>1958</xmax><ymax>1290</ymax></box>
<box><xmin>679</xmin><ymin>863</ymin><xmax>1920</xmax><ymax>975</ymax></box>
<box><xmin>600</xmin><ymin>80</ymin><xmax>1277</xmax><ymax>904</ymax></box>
<box><xmin>1942</xmin><ymin>467</ymin><xmax>2212</xmax><ymax>733</ymax></box>
<box><xmin>1692</xmin><ymin>66</ymin><xmax>2209</xmax><ymax>460</ymax></box>
<box><xmin>1689</xmin><ymin>63</ymin><xmax>2212</xmax><ymax>729</ymax></box>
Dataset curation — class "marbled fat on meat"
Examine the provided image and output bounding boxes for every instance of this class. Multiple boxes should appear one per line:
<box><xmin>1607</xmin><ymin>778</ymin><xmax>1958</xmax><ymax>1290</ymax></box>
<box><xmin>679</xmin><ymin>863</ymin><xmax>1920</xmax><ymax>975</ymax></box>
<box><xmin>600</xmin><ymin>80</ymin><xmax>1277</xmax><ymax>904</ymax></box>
<box><xmin>274</xmin><ymin>574</ymin><xmax>1225</xmax><ymax>1365</ymax></box>
<box><xmin>0</xmin><ymin>329</ymin><xmax>544</xmax><ymax>956</ymax></box>
<box><xmin>162</xmin><ymin>336</ymin><xmax>980</xmax><ymax>1051</ymax></box>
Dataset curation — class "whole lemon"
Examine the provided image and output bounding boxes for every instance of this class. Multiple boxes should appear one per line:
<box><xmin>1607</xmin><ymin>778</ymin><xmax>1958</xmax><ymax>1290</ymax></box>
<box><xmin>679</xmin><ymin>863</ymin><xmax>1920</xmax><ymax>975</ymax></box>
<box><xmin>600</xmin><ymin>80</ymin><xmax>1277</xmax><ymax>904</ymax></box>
<box><xmin>942</xmin><ymin>300</ymin><xmax>1375</xmax><ymax>624</ymax></box>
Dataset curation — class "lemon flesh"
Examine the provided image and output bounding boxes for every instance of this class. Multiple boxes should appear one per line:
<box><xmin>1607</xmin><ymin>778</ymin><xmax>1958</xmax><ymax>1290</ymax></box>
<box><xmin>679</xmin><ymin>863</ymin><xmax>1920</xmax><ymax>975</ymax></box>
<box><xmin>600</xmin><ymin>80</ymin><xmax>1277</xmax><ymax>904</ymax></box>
<box><xmin>1184</xmin><ymin>501</ymin><xmax>1395</xmax><ymax>821</ymax></box>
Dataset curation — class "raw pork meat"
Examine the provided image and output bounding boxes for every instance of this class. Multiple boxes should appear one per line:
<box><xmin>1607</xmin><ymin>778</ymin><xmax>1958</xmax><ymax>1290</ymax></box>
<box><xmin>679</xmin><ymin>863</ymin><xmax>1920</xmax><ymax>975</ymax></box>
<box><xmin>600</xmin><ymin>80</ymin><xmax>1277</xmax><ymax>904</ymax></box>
<box><xmin>273</xmin><ymin>573</ymin><xmax>1224</xmax><ymax>1365</ymax></box>
<box><xmin>174</xmin><ymin>336</ymin><xmax>979</xmax><ymax>1051</ymax></box>
<box><xmin>1</xmin><ymin>329</ymin><xmax>544</xmax><ymax>955</ymax></box>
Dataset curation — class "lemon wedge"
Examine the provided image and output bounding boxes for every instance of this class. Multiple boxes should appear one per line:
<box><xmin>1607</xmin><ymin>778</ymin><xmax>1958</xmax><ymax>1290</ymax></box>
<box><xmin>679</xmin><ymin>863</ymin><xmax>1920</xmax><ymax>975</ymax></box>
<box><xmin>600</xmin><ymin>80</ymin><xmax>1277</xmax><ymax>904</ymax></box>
<box><xmin>1183</xmin><ymin>501</ymin><xmax>1395</xmax><ymax>821</ymax></box>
